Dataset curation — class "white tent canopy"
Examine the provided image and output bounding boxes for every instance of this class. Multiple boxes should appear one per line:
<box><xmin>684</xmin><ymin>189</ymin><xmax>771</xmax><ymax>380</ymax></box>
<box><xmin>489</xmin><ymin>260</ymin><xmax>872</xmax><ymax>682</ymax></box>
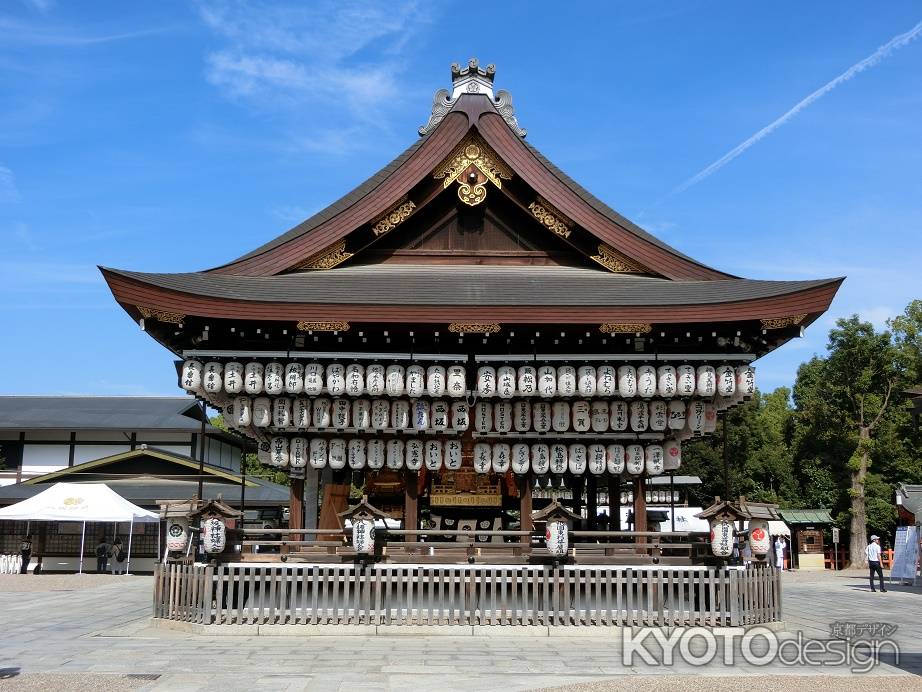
<box><xmin>0</xmin><ymin>482</ymin><xmax>158</xmax><ymax>522</ymax></box>
<box><xmin>0</xmin><ymin>482</ymin><xmax>159</xmax><ymax>574</ymax></box>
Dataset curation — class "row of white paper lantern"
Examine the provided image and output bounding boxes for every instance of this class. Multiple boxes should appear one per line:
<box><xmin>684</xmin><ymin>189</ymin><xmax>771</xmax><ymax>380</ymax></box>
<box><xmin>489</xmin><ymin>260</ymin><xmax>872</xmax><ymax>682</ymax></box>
<box><xmin>259</xmin><ymin>437</ymin><xmax>681</xmax><ymax>476</ymax></box>
<box><xmin>225</xmin><ymin>396</ymin><xmax>720</xmax><ymax>435</ymax></box>
<box><xmin>182</xmin><ymin>360</ymin><xmax>755</xmax><ymax>401</ymax></box>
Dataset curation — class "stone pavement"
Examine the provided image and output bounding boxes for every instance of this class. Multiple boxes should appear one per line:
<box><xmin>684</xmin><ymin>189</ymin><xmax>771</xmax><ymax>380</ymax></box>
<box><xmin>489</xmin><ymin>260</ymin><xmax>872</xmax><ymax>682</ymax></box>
<box><xmin>0</xmin><ymin>570</ymin><xmax>920</xmax><ymax>691</ymax></box>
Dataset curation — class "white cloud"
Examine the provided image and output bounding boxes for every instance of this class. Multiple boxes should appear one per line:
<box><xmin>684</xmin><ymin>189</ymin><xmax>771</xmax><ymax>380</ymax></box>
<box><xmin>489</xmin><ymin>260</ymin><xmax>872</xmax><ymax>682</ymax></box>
<box><xmin>0</xmin><ymin>17</ymin><xmax>173</xmax><ymax>47</ymax></box>
<box><xmin>858</xmin><ymin>305</ymin><xmax>897</xmax><ymax>330</ymax></box>
<box><xmin>0</xmin><ymin>165</ymin><xmax>20</xmax><ymax>203</ymax></box>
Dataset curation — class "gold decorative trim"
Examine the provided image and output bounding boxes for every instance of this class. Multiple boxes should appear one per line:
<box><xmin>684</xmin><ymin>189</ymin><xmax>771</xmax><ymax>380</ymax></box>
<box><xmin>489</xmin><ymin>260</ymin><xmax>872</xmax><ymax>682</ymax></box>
<box><xmin>296</xmin><ymin>321</ymin><xmax>350</xmax><ymax>332</ymax></box>
<box><xmin>761</xmin><ymin>314</ymin><xmax>807</xmax><ymax>330</ymax></box>
<box><xmin>433</xmin><ymin>135</ymin><xmax>513</xmax><ymax>207</ymax></box>
<box><xmin>295</xmin><ymin>240</ymin><xmax>354</xmax><ymax>271</ymax></box>
<box><xmin>599</xmin><ymin>323</ymin><xmax>652</xmax><ymax>334</ymax></box>
<box><xmin>527</xmin><ymin>196</ymin><xmax>573</xmax><ymax>239</ymax></box>
<box><xmin>590</xmin><ymin>243</ymin><xmax>647</xmax><ymax>274</ymax></box>
<box><xmin>372</xmin><ymin>197</ymin><xmax>417</xmax><ymax>236</ymax></box>
<box><xmin>448</xmin><ymin>322</ymin><xmax>501</xmax><ymax>334</ymax></box>
<box><xmin>137</xmin><ymin>306</ymin><xmax>185</xmax><ymax>324</ymax></box>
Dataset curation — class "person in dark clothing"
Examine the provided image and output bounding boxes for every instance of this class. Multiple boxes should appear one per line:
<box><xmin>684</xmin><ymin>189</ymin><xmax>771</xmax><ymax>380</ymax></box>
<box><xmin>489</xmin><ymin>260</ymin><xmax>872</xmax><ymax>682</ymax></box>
<box><xmin>95</xmin><ymin>538</ymin><xmax>109</xmax><ymax>573</ymax></box>
<box><xmin>19</xmin><ymin>534</ymin><xmax>32</xmax><ymax>574</ymax></box>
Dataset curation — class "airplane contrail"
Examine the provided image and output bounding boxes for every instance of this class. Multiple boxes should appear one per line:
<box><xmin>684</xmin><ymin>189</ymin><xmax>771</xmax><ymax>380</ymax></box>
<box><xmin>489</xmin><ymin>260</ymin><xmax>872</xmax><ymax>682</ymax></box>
<box><xmin>671</xmin><ymin>19</ymin><xmax>922</xmax><ymax>195</ymax></box>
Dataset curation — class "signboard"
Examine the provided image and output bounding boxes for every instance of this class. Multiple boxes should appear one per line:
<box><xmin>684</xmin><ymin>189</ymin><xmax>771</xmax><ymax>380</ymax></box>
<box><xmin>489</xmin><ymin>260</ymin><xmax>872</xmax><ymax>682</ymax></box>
<box><xmin>832</xmin><ymin>527</ymin><xmax>840</xmax><ymax>544</ymax></box>
<box><xmin>890</xmin><ymin>526</ymin><xmax>920</xmax><ymax>583</ymax></box>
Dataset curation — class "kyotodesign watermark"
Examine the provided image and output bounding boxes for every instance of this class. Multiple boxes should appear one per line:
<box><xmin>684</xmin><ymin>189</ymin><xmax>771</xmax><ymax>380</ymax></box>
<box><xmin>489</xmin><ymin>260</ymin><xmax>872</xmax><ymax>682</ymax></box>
<box><xmin>622</xmin><ymin>623</ymin><xmax>899</xmax><ymax>673</ymax></box>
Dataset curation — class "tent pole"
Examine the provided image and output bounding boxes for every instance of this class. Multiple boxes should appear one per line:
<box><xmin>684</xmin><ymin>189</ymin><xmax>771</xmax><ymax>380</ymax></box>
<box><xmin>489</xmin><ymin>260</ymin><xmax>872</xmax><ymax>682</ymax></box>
<box><xmin>79</xmin><ymin>521</ymin><xmax>86</xmax><ymax>575</ymax></box>
<box><xmin>126</xmin><ymin>519</ymin><xmax>134</xmax><ymax>575</ymax></box>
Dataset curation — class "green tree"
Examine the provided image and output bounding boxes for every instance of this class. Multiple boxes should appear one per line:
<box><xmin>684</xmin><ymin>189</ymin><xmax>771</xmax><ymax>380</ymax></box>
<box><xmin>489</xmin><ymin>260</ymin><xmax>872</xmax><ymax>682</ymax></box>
<box><xmin>210</xmin><ymin>414</ymin><xmax>290</xmax><ymax>487</ymax></box>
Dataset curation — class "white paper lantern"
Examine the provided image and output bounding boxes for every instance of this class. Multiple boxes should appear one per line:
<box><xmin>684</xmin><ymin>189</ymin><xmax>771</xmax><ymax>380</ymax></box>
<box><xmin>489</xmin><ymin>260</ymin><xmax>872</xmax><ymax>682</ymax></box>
<box><xmin>637</xmin><ymin>365</ymin><xmax>657</xmax><ymax>398</ymax></box>
<box><xmin>203</xmin><ymin>362</ymin><xmax>223</xmax><ymax>394</ymax></box>
<box><xmin>444</xmin><ymin>439</ymin><xmax>463</xmax><ymax>469</ymax></box>
<box><xmin>244</xmin><ymin>362</ymin><xmax>264</xmax><ymax>395</ymax></box>
<box><xmin>367</xmin><ymin>439</ymin><xmax>385</xmax><ymax>470</ymax></box>
<box><xmin>595</xmin><ymin>365</ymin><xmax>616</xmax><ymax>397</ymax></box>
<box><xmin>625</xmin><ymin>444</ymin><xmax>644</xmax><ymax>475</ymax></box>
<box><xmin>291</xmin><ymin>437</ymin><xmax>308</xmax><ymax>468</ymax></box>
<box><xmin>309</xmin><ymin>438</ymin><xmax>328</xmax><ymax>469</ymax></box>
<box><xmin>703</xmin><ymin>403</ymin><xmax>717</xmax><ymax>433</ymax></box>
<box><xmin>385</xmin><ymin>364</ymin><xmax>405</xmax><ymax>396</ymax></box>
<box><xmin>425</xmin><ymin>440</ymin><xmax>443</xmax><ymax>471</ymax></box>
<box><xmin>513</xmin><ymin>400</ymin><xmax>532</xmax><ymax>432</ymax></box>
<box><xmin>552</xmin><ymin>402</ymin><xmax>571</xmax><ymax>432</ymax></box>
<box><xmin>181</xmin><ymin>359</ymin><xmax>204</xmax><ymax>393</ymax></box>
<box><xmin>606</xmin><ymin>445</ymin><xmax>625</xmax><ymax>475</ymax></box>
<box><xmin>390</xmin><ymin>400</ymin><xmax>410</xmax><ymax>430</ymax></box>
<box><xmin>370</xmin><ymin>399</ymin><xmax>390</xmax><ymax>430</ymax></box>
<box><xmin>446</xmin><ymin>365</ymin><xmax>466</xmax><ymax>397</ymax></box>
<box><xmin>345</xmin><ymin>364</ymin><xmax>365</xmax><ymax>396</ymax></box>
<box><xmin>365</xmin><ymin>364</ymin><xmax>385</xmax><ymax>396</ymax></box>
<box><xmin>256</xmin><ymin>441</ymin><xmax>271</xmax><ymax>466</ymax></box>
<box><xmin>253</xmin><ymin>397</ymin><xmax>272</xmax><ymax>427</ymax></box>
<box><xmin>405</xmin><ymin>439</ymin><xmax>423</xmax><ymax>471</ymax></box>
<box><xmin>710</xmin><ymin>518</ymin><xmax>734</xmax><ymax>557</ymax></box>
<box><xmin>687</xmin><ymin>400</ymin><xmax>705</xmax><ymax>433</ymax></box>
<box><xmin>352</xmin><ymin>399</ymin><xmax>371</xmax><ymax>430</ymax></box>
<box><xmin>568</xmin><ymin>400</ymin><xmax>589</xmax><ymax>432</ymax></box>
<box><xmin>352</xmin><ymin>518</ymin><xmax>375</xmax><ymax>555</ymax></box>
<box><xmin>406</xmin><ymin>364</ymin><xmax>426</xmax><ymax>398</ymax></box>
<box><xmin>676</xmin><ymin>364</ymin><xmax>696</xmax><ymax>397</ymax></box>
<box><xmin>270</xmin><ymin>436</ymin><xmax>289</xmax><ymax>467</ymax></box>
<box><xmin>550</xmin><ymin>443</ymin><xmax>568</xmax><ymax>474</ymax></box>
<box><xmin>497</xmin><ymin>366</ymin><xmax>516</xmax><ymax>398</ymax></box>
<box><xmin>451</xmin><ymin>402</ymin><xmax>469</xmax><ymax>431</ymax></box>
<box><xmin>166</xmin><ymin>517</ymin><xmax>189</xmax><ymax>552</ymax></box>
<box><xmin>329</xmin><ymin>399</ymin><xmax>348</xmax><ymax>428</ymax></box>
<box><xmin>663</xmin><ymin>439</ymin><xmax>682</xmax><ymax>471</ymax></box>
<box><xmin>736</xmin><ymin>365</ymin><xmax>756</xmax><ymax>397</ymax></box>
<box><xmin>476</xmin><ymin>366</ymin><xmax>497</xmax><ymax>397</ymax></box>
<box><xmin>328</xmin><ymin>438</ymin><xmax>346</xmax><ymax>469</ymax></box>
<box><xmin>272</xmin><ymin>398</ymin><xmax>292</xmax><ymax>428</ymax></box>
<box><xmin>304</xmin><ymin>363</ymin><xmax>324</xmax><ymax>395</ymax></box>
<box><xmin>284</xmin><ymin>362</ymin><xmax>304</xmax><ymax>394</ymax></box>
<box><xmin>223</xmin><ymin>402</ymin><xmax>238</xmax><ymax>429</ymax></box>
<box><xmin>493</xmin><ymin>401</ymin><xmax>513</xmax><ymax>433</ymax></box>
<box><xmin>326</xmin><ymin>363</ymin><xmax>346</xmax><ymax>396</ymax></box>
<box><xmin>645</xmin><ymin>445</ymin><xmax>664</xmax><ymax>476</ymax></box>
<box><xmin>749</xmin><ymin>518</ymin><xmax>770</xmax><ymax>556</ymax></box>
<box><xmin>430</xmin><ymin>400</ymin><xmax>450</xmax><ymax>431</ymax></box>
<box><xmin>348</xmin><ymin>439</ymin><xmax>366</xmax><ymax>469</ymax></box>
<box><xmin>696</xmin><ymin>365</ymin><xmax>716</xmax><ymax>397</ymax></box>
<box><xmin>577</xmin><ymin>366</ymin><xmax>597</xmax><ymax>397</ymax></box>
<box><xmin>426</xmin><ymin>365</ymin><xmax>446</xmax><ymax>397</ymax></box>
<box><xmin>668</xmin><ymin>400</ymin><xmax>686</xmax><ymax>430</ymax></box>
<box><xmin>491</xmin><ymin>443</ymin><xmax>510</xmax><ymax>473</ymax></box>
<box><xmin>473</xmin><ymin>443</ymin><xmax>492</xmax><ymax>473</ymax></box>
<box><xmin>656</xmin><ymin>365</ymin><xmax>677</xmax><ymax>398</ymax></box>
<box><xmin>588</xmin><ymin>444</ymin><xmax>606</xmax><ymax>475</ymax></box>
<box><xmin>223</xmin><ymin>361</ymin><xmax>244</xmax><ymax>394</ymax></box>
<box><xmin>512</xmin><ymin>443</ymin><xmax>530</xmax><ymax>474</ymax></box>
<box><xmin>412</xmin><ymin>400</ymin><xmax>430</xmax><ymax>431</ymax></box>
<box><xmin>557</xmin><ymin>366</ymin><xmax>577</xmax><ymax>397</ymax></box>
<box><xmin>716</xmin><ymin>365</ymin><xmax>736</xmax><ymax>397</ymax></box>
<box><xmin>474</xmin><ymin>402</ymin><xmax>493</xmax><ymax>433</ymax></box>
<box><xmin>545</xmin><ymin>520</ymin><xmax>569</xmax><ymax>557</ymax></box>
<box><xmin>568</xmin><ymin>444</ymin><xmax>587</xmax><ymax>475</ymax></box>
<box><xmin>386</xmin><ymin>439</ymin><xmax>405</xmax><ymax>470</ymax></box>
<box><xmin>609</xmin><ymin>401</ymin><xmax>628</xmax><ymax>431</ymax></box>
<box><xmin>234</xmin><ymin>396</ymin><xmax>252</xmax><ymax>427</ymax></box>
<box><xmin>201</xmin><ymin>516</ymin><xmax>226</xmax><ymax>554</ymax></box>
<box><xmin>532</xmin><ymin>402</ymin><xmax>552</xmax><ymax>432</ymax></box>
<box><xmin>531</xmin><ymin>444</ymin><xmax>550</xmax><ymax>474</ymax></box>
<box><xmin>538</xmin><ymin>366</ymin><xmax>557</xmax><ymax>397</ymax></box>
<box><xmin>517</xmin><ymin>366</ymin><xmax>537</xmax><ymax>396</ymax></box>
<box><xmin>264</xmin><ymin>362</ymin><xmax>284</xmax><ymax>395</ymax></box>
<box><xmin>629</xmin><ymin>401</ymin><xmax>649</xmax><ymax>431</ymax></box>
<box><xmin>649</xmin><ymin>400</ymin><xmax>668</xmax><ymax>431</ymax></box>
<box><xmin>312</xmin><ymin>397</ymin><xmax>332</xmax><ymax>428</ymax></box>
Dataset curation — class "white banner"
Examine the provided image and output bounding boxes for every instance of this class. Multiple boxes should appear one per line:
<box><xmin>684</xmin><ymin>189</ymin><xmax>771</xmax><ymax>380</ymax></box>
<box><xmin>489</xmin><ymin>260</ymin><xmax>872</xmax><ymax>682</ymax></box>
<box><xmin>890</xmin><ymin>525</ymin><xmax>920</xmax><ymax>583</ymax></box>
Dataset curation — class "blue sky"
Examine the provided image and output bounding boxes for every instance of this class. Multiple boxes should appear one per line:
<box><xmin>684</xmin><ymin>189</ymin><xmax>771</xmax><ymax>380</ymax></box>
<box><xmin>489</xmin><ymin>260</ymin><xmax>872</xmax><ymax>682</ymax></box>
<box><xmin>1</xmin><ymin>1</ymin><xmax>920</xmax><ymax>396</ymax></box>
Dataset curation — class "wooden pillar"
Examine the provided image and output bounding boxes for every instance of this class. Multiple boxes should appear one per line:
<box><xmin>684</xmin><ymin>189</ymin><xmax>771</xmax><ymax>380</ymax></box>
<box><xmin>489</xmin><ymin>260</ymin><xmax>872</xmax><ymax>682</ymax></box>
<box><xmin>609</xmin><ymin>478</ymin><xmax>621</xmax><ymax>533</ymax></box>
<box><xmin>519</xmin><ymin>473</ymin><xmax>533</xmax><ymax>534</ymax></box>
<box><xmin>404</xmin><ymin>470</ymin><xmax>418</xmax><ymax>540</ymax></box>
<box><xmin>587</xmin><ymin>476</ymin><xmax>598</xmax><ymax>530</ymax></box>
<box><xmin>287</xmin><ymin>477</ymin><xmax>304</xmax><ymax>555</ymax></box>
<box><xmin>571</xmin><ymin>476</ymin><xmax>584</xmax><ymax>529</ymax></box>
<box><xmin>633</xmin><ymin>477</ymin><xmax>647</xmax><ymax>546</ymax></box>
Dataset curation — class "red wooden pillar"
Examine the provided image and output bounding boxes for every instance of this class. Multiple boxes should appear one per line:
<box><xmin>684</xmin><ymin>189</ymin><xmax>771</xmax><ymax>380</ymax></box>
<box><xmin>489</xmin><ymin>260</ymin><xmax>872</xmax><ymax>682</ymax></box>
<box><xmin>287</xmin><ymin>477</ymin><xmax>304</xmax><ymax>555</ymax></box>
<box><xmin>633</xmin><ymin>477</ymin><xmax>647</xmax><ymax>547</ymax></box>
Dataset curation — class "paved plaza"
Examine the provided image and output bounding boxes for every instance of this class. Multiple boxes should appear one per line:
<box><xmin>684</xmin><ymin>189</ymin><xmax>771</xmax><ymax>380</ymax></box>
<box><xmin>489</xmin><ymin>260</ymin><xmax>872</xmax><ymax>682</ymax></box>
<box><xmin>0</xmin><ymin>570</ymin><xmax>920</xmax><ymax>691</ymax></box>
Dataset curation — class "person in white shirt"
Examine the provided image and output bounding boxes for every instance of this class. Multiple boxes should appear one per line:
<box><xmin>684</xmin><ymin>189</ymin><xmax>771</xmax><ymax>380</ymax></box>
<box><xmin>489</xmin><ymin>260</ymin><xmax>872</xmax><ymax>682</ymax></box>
<box><xmin>773</xmin><ymin>536</ymin><xmax>785</xmax><ymax>570</ymax></box>
<box><xmin>866</xmin><ymin>535</ymin><xmax>886</xmax><ymax>592</ymax></box>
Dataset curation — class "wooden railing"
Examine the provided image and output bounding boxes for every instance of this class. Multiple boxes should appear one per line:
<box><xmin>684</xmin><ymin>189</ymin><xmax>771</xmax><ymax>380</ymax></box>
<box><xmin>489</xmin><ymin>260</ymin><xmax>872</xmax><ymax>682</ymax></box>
<box><xmin>152</xmin><ymin>562</ymin><xmax>781</xmax><ymax>628</ymax></box>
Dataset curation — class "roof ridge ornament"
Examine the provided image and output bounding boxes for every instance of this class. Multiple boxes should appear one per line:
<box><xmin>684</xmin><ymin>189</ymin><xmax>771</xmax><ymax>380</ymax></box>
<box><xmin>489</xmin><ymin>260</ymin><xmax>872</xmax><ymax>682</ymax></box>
<box><xmin>419</xmin><ymin>59</ymin><xmax>526</xmax><ymax>138</ymax></box>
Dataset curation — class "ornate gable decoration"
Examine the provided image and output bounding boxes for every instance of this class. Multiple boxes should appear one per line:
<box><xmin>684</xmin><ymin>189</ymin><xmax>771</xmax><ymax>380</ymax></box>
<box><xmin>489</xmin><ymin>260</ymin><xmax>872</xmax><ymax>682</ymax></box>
<box><xmin>433</xmin><ymin>134</ymin><xmax>513</xmax><ymax>207</ymax></box>
<box><xmin>292</xmin><ymin>240</ymin><xmax>353</xmax><ymax>271</ymax></box>
<box><xmin>590</xmin><ymin>243</ymin><xmax>649</xmax><ymax>274</ymax></box>
<box><xmin>419</xmin><ymin>58</ymin><xmax>526</xmax><ymax>138</ymax></box>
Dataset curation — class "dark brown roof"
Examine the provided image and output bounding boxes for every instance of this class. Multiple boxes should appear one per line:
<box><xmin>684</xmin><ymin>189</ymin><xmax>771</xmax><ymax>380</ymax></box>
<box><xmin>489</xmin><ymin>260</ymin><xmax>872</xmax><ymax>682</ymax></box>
<box><xmin>104</xmin><ymin>264</ymin><xmax>840</xmax><ymax>308</ymax></box>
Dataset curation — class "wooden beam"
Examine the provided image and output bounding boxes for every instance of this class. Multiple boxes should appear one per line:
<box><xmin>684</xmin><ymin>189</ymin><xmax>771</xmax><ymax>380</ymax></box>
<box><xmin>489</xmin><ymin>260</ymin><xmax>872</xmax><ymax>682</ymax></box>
<box><xmin>519</xmin><ymin>473</ymin><xmax>533</xmax><ymax>534</ymax></box>
<box><xmin>633</xmin><ymin>477</ymin><xmax>647</xmax><ymax>547</ymax></box>
<box><xmin>287</xmin><ymin>477</ymin><xmax>304</xmax><ymax>556</ymax></box>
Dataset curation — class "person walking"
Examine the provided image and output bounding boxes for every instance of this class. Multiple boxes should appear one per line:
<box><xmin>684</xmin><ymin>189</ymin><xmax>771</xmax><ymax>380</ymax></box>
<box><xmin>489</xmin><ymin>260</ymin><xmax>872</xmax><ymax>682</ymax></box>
<box><xmin>110</xmin><ymin>538</ymin><xmax>127</xmax><ymax>575</ymax></box>
<box><xmin>773</xmin><ymin>535</ymin><xmax>786</xmax><ymax>570</ymax></box>
<box><xmin>95</xmin><ymin>537</ymin><xmax>109</xmax><ymax>573</ymax></box>
<box><xmin>867</xmin><ymin>535</ymin><xmax>887</xmax><ymax>592</ymax></box>
<box><xmin>19</xmin><ymin>534</ymin><xmax>32</xmax><ymax>574</ymax></box>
